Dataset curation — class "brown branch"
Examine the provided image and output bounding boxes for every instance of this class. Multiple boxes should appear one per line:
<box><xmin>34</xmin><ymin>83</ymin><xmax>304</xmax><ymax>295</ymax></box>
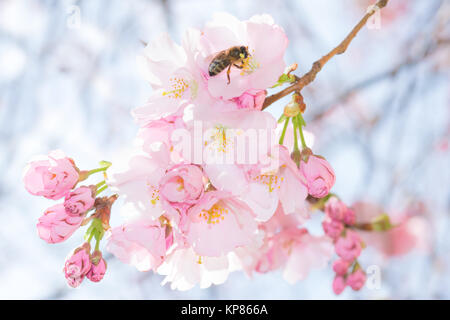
<box><xmin>262</xmin><ymin>0</ymin><xmax>389</xmax><ymax>110</ymax></box>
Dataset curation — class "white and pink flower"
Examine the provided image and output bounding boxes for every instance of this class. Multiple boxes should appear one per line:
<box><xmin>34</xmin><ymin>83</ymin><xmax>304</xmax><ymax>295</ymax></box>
<box><xmin>186</xmin><ymin>191</ymin><xmax>257</xmax><ymax>257</ymax></box>
<box><xmin>106</xmin><ymin>219</ymin><xmax>170</xmax><ymax>272</ymax></box>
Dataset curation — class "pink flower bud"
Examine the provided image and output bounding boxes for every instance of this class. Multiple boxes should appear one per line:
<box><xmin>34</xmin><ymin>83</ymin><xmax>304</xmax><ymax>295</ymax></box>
<box><xmin>325</xmin><ymin>197</ymin><xmax>347</xmax><ymax>221</ymax></box>
<box><xmin>332</xmin><ymin>275</ymin><xmax>346</xmax><ymax>295</ymax></box>
<box><xmin>333</xmin><ymin>259</ymin><xmax>351</xmax><ymax>276</ymax></box>
<box><xmin>299</xmin><ymin>155</ymin><xmax>335</xmax><ymax>198</ymax></box>
<box><xmin>159</xmin><ymin>164</ymin><xmax>205</xmax><ymax>205</ymax></box>
<box><xmin>37</xmin><ymin>204</ymin><xmax>83</xmax><ymax>244</ymax></box>
<box><xmin>64</xmin><ymin>243</ymin><xmax>91</xmax><ymax>288</ymax></box>
<box><xmin>335</xmin><ymin>230</ymin><xmax>362</xmax><ymax>262</ymax></box>
<box><xmin>347</xmin><ymin>269</ymin><xmax>366</xmax><ymax>291</ymax></box>
<box><xmin>322</xmin><ymin>218</ymin><xmax>344</xmax><ymax>240</ymax></box>
<box><xmin>86</xmin><ymin>251</ymin><xmax>107</xmax><ymax>283</ymax></box>
<box><xmin>233</xmin><ymin>89</ymin><xmax>266</xmax><ymax>110</ymax></box>
<box><xmin>23</xmin><ymin>150</ymin><xmax>79</xmax><ymax>200</ymax></box>
<box><xmin>64</xmin><ymin>186</ymin><xmax>96</xmax><ymax>217</ymax></box>
<box><xmin>343</xmin><ymin>208</ymin><xmax>356</xmax><ymax>226</ymax></box>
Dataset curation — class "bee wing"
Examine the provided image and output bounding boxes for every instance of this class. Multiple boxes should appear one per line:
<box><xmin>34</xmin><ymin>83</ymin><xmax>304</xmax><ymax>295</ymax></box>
<box><xmin>208</xmin><ymin>50</ymin><xmax>228</xmax><ymax>63</ymax></box>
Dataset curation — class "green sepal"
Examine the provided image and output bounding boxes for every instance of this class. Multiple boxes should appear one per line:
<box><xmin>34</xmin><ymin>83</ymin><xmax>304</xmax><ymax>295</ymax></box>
<box><xmin>99</xmin><ymin>160</ymin><xmax>112</xmax><ymax>169</ymax></box>
<box><xmin>371</xmin><ymin>213</ymin><xmax>394</xmax><ymax>232</ymax></box>
<box><xmin>271</xmin><ymin>73</ymin><xmax>296</xmax><ymax>88</ymax></box>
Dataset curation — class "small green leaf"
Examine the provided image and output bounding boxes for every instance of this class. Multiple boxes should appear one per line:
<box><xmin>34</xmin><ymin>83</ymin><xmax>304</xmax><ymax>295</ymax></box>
<box><xmin>271</xmin><ymin>73</ymin><xmax>296</xmax><ymax>88</ymax></box>
<box><xmin>371</xmin><ymin>213</ymin><xmax>394</xmax><ymax>231</ymax></box>
<box><xmin>99</xmin><ymin>160</ymin><xmax>112</xmax><ymax>169</ymax></box>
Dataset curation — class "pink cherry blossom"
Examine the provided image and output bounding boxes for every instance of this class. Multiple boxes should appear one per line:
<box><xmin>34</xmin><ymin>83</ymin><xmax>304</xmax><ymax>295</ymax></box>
<box><xmin>332</xmin><ymin>259</ymin><xmax>351</xmax><ymax>276</ymax></box>
<box><xmin>335</xmin><ymin>230</ymin><xmax>362</xmax><ymax>262</ymax></box>
<box><xmin>332</xmin><ymin>275</ymin><xmax>347</xmax><ymax>295</ymax></box>
<box><xmin>134</xmin><ymin>32</ymin><xmax>210</xmax><ymax>122</ymax></box>
<box><xmin>106</xmin><ymin>219</ymin><xmax>168</xmax><ymax>272</ymax></box>
<box><xmin>239</xmin><ymin>145</ymin><xmax>308</xmax><ymax>222</ymax></box>
<box><xmin>86</xmin><ymin>251</ymin><xmax>107</xmax><ymax>283</ymax></box>
<box><xmin>253</xmin><ymin>228</ymin><xmax>333</xmax><ymax>283</ymax></box>
<box><xmin>322</xmin><ymin>217</ymin><xmax>344</xmax><ymax>240</ymax></box>
<box><xmin>347</xmin><ymin>269</ymin><xmax>366</xmax><ymax>291</ymax></box>
<box><xmin>343</xmin><ymin>208</ymin><xmax>356</xmax><ymax>226</ymax></box>
<box><xmin>261</xmin><ymin>203</ymin><xmax>305</xmax><ymax>235</ymax></box>
<box><xmin>64</xmin><ymin>186</ymin><xmax>96</xmax><ymax>217</ymax></box>
<box><xmin>232</xmin><ymin>89</ymin><xmax>266</xmax><ymax>110</ymax></box>
<box><xmin>186</xmin><ymin>191</ymin><xmax>257</xmax><ymax>257</ymax></box>
<box><xmin>255</xmin><ymin>226</ymin><xmax>333</xmax><ymax>283</ymax></box>
<box><xmin>37</xmin><ymin>204</ymin><xmax>83</xmax><ymax>244</ymax></box>
<box><xmin>158</xmin><ymin>247</ymin><xmax>231</xmax><ymax>291</ymax></box>
<box><xmin>159</xmin><ymin>164</ymin><xmax>205</xmax><ymax>206</ymax></box>
<box><xmin>299</xmin><ymin>155</ymin><xmax>335</xmax><ymax>199</ymax></box>
<box><xmin>107</xmin><ymin>148</ymin><xmax>170</xmax><ymax>222</ymax></box>
<box><xmin>136</xmin><ymin>110</ymin><xmax>186</xmax><ymax>153</ymax></box>
<box><xmin>191</xmin><ymin>97</ymin><xmax>278</xmax><ymax>160</ymax></box>
<box><xmin>194</xmin><ymin>13</ymin><xmax>288</xmax><ymax>100</ymax></box>
<box><xmin>64</xmin><ymin>243</ymin><xmax>91</xmax><ymax>288</ymax></box>
<box><xmin>282</xmin><ymin>231</ymin><xmax>334</xmax><ymax>284</ymax></box>
<box><xmin>325</xmin><ymin>197</ymin><xmax>347</xmax><ymax>221</ymax></box>
<box><xmin>23</xmin><ymin>150</ymin><xmax>79</xmax><ymax>200</ymax></box>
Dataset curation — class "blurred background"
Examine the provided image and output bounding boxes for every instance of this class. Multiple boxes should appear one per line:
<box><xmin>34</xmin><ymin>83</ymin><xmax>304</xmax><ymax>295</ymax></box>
<box><xmin>0</xmin><ymin>0</ymin><xmax>448</xmax><ymax>299</ymax></box>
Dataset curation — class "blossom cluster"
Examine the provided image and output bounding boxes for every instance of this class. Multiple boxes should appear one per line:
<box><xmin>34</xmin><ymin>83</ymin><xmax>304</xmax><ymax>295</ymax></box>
<box><xmin>23</xmin><ymin>13</ymin><xmax>401</xmax><ymax>293</ymax></box>
<box><xmin>322</xmin><ymin>197</ymin><xmax>366</xmax><ymax>294</ymax></box>
<box><xmin>23</xmin><ymin>150</ymin><xmax>113</xmax><ymax>287</ymax></box>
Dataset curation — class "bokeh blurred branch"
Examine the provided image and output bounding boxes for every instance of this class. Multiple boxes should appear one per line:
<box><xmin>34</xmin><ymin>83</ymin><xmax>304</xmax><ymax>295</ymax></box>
<box><xmin>311</xmin><ymin>37</ymin><xmax>450</xmax><ymax>123</ymax></box>
<box><xmin>262</xmin><ymin>0</ymin><xmax>390</xmax><ymax>110</ymax></box>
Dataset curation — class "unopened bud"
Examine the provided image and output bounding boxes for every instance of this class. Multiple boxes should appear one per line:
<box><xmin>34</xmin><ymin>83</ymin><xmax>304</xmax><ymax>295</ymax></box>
<box><xmin>291</xmin><ymin>149</ymin><xmax>301</xmax><ymax>166</ymax></box>
<box><xmin>284</xmin><ymin>101</ymin><xmax>300</xmax><ymax>117</ymax></box>
<box><xmin>292</xmin><ymin>93</ymin><xmax>306</xmax><ymax>113</ymax></box>
<box><xmin>285</xmin><ymin>63</ymin><xmax>298</xmax><ymax>75</ymax></box>
<box><xmin>300</xmin><ymin>147</ymin><xmax>313</xmax><ymax>162</ymax></box>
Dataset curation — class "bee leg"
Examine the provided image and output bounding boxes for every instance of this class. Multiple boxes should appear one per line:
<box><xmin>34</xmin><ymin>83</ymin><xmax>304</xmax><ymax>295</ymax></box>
<box><xmin>233</xmin><ymin>63</ymin><xmax>244</xmax><ymax>69</ymax></box>
<box><xmin>227</xmin><ymin>64</ymin><xmax>232</xmax><ymax>85</ymax></box>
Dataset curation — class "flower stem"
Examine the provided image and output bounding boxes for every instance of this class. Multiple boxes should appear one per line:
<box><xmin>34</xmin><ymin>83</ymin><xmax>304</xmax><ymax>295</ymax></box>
<box><xmin>96</xmin><ymin>185</ymin><xmax>108</xmax><ymax>196</ymax></box>
<box><xmin>293</xmin><ymin>115</ymin><xmax>299</xmax><ymax>152</ymax></box>
<box><xmin>297</xmin><ymin>114</ymin><xmax>308</xmax><ymax>150</ymax></box>
<box><xmin>279</xmin><ymin>117</ymin><xmax>290</xmax><ymax>145</ymax></box>
<box><xmin>87</xmin><ymin>232</ymin><xmax>94</xmax><ymax>243</ymax></box>
<box><xmin>96</xmin><ymin>180</ymin><xmax>106</xmax><ymax>189</ymax></box>
<box><xmin>88</xmin><ymin>167</ymin><xmax>108</xmax><ymax>175</ymax></box>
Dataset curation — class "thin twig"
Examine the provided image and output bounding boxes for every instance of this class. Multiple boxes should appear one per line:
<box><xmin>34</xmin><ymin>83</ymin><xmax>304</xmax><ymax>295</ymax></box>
<box><xmin>262</xmin><ymin>0</ymin><xmax>389</xmax><ymax>110</ymax></box>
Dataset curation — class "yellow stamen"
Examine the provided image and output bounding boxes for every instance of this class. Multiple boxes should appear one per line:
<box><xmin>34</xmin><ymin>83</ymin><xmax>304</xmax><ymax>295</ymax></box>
<box><xmin>200</xmin><ymin>203</ymin><xmax>229</xmax><ymax>225</ymax></box>
<box><xmin>162</xmin><ymin>77</ymin><xmax>189</xmax><ymax>99</ymax></box>
<box><xmin>253</xmin><ymin>174</ymin><xmax>284</xmax><ymax>193</ymax></box>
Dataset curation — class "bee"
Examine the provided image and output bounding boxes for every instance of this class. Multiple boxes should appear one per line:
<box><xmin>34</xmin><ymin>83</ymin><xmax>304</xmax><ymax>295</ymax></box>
<box><xmin>208</xmin><ymin>46</ymin><xmax>250</xmax><ymax>84</ymax></box>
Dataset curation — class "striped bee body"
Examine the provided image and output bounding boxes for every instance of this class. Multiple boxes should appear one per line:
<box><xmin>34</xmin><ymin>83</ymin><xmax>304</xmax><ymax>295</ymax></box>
<box><xmin>208</xmin><ymin>53</ymin><xmax>232</xmax><ymax>77</ymax></box>
<box><xmin>208</xmin><ymin>46</ymin><xmax>250</xmax><ymax>84</ymax></box>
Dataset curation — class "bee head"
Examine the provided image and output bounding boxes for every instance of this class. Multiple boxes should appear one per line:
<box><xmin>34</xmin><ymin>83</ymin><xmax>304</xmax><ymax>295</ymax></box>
<box><xmin>239</xmin><ymin>46</ymin><xmax>249</xmax><ymax>58</ymax></box>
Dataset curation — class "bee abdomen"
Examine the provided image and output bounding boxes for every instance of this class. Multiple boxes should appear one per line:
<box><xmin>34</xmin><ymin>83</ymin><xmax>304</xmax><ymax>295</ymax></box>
<box><xmin>208</xmin><ymin>59</ymin><xmax>230</xmax><ymax>77</ymax></box>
